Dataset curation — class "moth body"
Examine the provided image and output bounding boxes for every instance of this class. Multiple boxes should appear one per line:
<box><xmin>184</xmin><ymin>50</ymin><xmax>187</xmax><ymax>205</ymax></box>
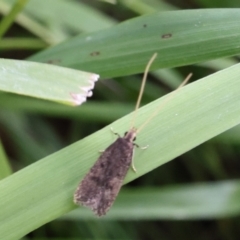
<box><xmin>74</xmin><ymin>128</ymin><xmax>137</xmax><ymax>216</ymax></box>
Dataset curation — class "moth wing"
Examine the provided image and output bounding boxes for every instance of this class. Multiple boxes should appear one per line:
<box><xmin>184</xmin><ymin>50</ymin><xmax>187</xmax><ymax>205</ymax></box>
<box><xmin>74</xmin><ymin>138</ymin><xmax>134</xmax><ymax>216</ymax></box>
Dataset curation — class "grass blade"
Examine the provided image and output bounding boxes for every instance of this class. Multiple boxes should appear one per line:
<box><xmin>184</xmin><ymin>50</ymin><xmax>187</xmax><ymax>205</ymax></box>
<box><xmin>65</xmin><ymin>180</ymin><xmax>240</xmax><ymax>220</ymax></box>
<box><xmin>0</xmin><ymin>59</ymin><xmax>99</xmax><ymax>105</ymax></box>
<box><xmin>1</xmin><ymin>62</ymin><xmax>240</xmax><ymax>239</ymax></box>
<box><xmin>29</xmin><ymin>9</ymin><xmax>240</xmax><ymax>78</ymax></box>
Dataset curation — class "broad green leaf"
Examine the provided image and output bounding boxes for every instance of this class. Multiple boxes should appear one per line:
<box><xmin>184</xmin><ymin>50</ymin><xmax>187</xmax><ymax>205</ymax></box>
<box><xmin>29</xmin><ymin>9</ymin><xmax>240</xmax><ymax>78</ymax></box>
<box><xmin>0</xmin><ymin>59</ymin><xmax>99</xmax><ymax>105</ymax></box>
<box><xmin>1</xmin><ymin>63</ymin><xmax>240</xmax><ymax>239</ymax></box>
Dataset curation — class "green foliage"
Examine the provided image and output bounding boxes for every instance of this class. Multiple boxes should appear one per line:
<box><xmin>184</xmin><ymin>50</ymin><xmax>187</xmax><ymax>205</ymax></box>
<box><xmin>0</xmin><ymin>59</ymin><xmax>98</xmax><ymax>105</ymax></box>
<box><xmin>1</xmin><ymin>0</ymin><xmax>240</xmax><ymax>239</ymax></box>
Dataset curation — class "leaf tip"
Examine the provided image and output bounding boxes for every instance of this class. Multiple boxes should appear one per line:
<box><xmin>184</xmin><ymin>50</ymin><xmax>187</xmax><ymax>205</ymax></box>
<box><xmin>70</xmin><ymin>73</ymin><xmax>99</xmax><ymax>106</ymax></box>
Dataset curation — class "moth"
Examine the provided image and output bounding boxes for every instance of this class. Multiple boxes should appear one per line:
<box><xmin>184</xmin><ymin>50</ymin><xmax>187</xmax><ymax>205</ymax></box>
<box><xmin>74</xmin><ymin>53</ymin><xmax>191</xmax><ymax>216</ymax></box>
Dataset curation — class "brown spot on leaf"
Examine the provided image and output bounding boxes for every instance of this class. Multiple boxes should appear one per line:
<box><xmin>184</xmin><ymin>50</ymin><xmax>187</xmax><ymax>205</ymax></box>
<box><xmin>90</xmin><ymin>51</ymin><xmax>100</xmax><ymax>56</ymax></box>
<box><xmin>161</xmin><ymin>33</ymin><xmax>172</xmax><ymax>39</ymax></box>
<box><xmin>143</xmin><ymin>24</ymin><xmax>147</xmax><ymax>28</ymax></box>
<box><xmin>46</xmin><ymin>59</ymin><xmax>61</xmax><ymax>64</ymax></box>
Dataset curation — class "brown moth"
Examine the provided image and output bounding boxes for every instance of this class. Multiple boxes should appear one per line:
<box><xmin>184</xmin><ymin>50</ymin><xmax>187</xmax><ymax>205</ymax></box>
<box><xmin>74</xmin><ymin>128</ymin><xmax>137</xmax><ymax>216</ymax></box>
<box><xmin>73</xmin><ymin>53</ymin><xmax>191</xmax><ymax>216</ymax></box>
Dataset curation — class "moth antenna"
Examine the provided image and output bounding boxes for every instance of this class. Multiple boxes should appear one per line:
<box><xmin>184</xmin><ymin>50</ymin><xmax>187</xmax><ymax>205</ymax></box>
<box><xmin>130</xmin><ymin>53</ymin><xmax>158</xmax><ymax>129</ymax></box>
<box><xmin>137</xmin><ymin>73</ymin><xmax>192</xmax><ymax>134</ymax></box>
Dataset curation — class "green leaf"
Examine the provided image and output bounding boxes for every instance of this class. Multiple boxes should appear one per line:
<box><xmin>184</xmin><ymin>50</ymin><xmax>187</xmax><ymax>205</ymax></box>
<box><xmin>0</xmin><ymin>59</ymin><xmax>99</xmax><ymax>105</ymax></box>
<box><xmin>29</xmin><ymin>9</ymin><xmax>240</xmax><ymax>78</ymax></box>
<box><xmin>65</xmin><ymin>180</ymin><xmax>240</xmax><ymax>220</ymax></box>
<box><xmin>1</xmin><ymin>62</ymin><xmax>240</xmax><ymax>239</ymax></box>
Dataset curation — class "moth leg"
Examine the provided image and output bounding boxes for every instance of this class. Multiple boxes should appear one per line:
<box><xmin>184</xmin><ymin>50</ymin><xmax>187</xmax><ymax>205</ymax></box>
<box><xmin>98</xmin><ymin>150</ymin><xmax>104</xmax><ymax>153</ymax></box>
<box><xmin>110</xmin><ymin>127</ymin><xmax>121</xmax><ymax>138</ymax></box>
<box><xmin>131</xmin><ymin>143</ymin><xmax>149</xmax><ymax>172</ymax></box>
<box><xmin>131</xmin><ymin>148</ymin><xmax>137</xmax><ymax>172</ymax></box>
<box><xmin>134</xmin><ymin>143</ymin><xmax>149</xmax><ymax>150</ymax></box>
